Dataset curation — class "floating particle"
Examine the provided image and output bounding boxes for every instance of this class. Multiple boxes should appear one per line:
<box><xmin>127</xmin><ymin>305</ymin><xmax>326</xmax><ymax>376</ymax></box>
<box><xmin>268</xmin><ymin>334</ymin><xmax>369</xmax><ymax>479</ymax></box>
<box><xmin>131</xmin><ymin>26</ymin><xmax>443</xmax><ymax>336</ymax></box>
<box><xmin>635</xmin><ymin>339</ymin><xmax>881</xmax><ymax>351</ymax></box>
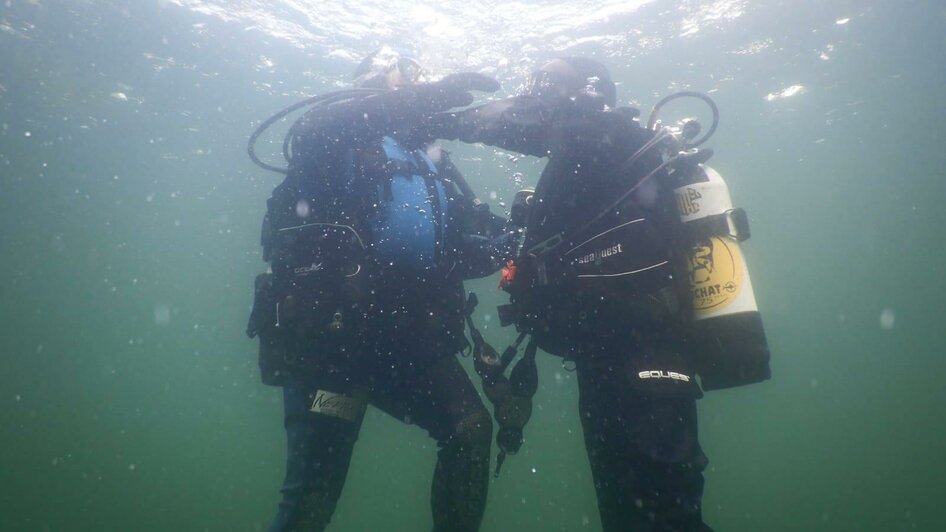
<box><xmin>154</xmin><ymin>305</ymin><xmax>171</xmax><ymax>326</ymax></box>
<box><xmin>879</xmin><ymin>308</ymin><xmax>895</xmax><ymax>330</ymax></box>
<box><xmin>296</xmin><ymin>199</ymin><xmax>311</xmax><ymax>218</ymax></box>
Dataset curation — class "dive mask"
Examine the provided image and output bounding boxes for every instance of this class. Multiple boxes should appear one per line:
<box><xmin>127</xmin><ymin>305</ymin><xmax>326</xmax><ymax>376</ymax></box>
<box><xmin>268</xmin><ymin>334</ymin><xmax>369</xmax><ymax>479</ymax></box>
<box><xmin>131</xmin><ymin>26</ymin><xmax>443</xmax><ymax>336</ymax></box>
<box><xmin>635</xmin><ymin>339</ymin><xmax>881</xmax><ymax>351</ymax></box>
<box><xmin>353</xmin><ymin>47</ymin><xmax>427</xmax><ymax>89</ymax></box>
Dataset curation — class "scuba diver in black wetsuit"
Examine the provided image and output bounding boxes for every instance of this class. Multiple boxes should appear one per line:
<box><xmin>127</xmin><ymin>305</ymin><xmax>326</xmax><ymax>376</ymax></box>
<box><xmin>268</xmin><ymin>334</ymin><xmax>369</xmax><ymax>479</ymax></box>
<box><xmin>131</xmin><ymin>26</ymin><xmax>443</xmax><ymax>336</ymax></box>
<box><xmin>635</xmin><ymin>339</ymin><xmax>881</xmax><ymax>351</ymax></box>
<box><xmin>245</xmin><ymin>47</ymin><xmax>516</xmax><ymax>532</ymax></box>
<box><xmin>428</xmin><ymin>57</ymin><xmax>772</xmax><ymax>531</ymax></box>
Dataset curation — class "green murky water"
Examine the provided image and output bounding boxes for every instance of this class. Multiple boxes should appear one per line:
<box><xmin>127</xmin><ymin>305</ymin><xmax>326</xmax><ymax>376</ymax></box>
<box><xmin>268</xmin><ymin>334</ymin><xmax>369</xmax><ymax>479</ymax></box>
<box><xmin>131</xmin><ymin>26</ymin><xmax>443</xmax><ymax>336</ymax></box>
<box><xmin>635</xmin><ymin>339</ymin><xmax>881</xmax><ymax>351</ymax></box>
<box><xmin>2</xmin><ymin>1</ymin><xmax>944</xmax><ymax>530</ymax></box>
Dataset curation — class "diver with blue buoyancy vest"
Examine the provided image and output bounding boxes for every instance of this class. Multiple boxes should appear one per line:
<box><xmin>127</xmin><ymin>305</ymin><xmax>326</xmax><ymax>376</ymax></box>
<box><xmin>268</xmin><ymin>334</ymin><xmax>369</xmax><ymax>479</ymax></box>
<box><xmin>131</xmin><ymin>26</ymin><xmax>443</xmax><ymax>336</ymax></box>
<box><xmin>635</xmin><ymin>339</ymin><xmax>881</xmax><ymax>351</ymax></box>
<box><xmin>429</xmin><ymin>57</ymin><xmax>772</xmax><ymax>531</ymax></box>
<box><xmin>246</xmin><ymin>47</ymin><xmax>516</xmax><ymax>532</ymax></box>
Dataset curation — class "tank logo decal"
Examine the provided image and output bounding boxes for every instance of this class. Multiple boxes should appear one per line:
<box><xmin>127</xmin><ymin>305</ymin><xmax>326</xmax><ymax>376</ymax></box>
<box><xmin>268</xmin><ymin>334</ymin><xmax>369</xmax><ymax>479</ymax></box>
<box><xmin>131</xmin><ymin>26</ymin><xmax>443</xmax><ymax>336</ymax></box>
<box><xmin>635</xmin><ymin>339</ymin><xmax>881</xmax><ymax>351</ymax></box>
<box><xmin>688</xmin><ymin>235</ymin><xmax>743</xmax><ymax>313</ymax></box>
<box><xmin>677</xmin><ymin>187</ymin><xmax>702</xmax><ymax>216</ymax></box>
<box><xmin>310</xmin><ymin>390</ymin><xmax>366</xmax><ymax>422</ymax></box>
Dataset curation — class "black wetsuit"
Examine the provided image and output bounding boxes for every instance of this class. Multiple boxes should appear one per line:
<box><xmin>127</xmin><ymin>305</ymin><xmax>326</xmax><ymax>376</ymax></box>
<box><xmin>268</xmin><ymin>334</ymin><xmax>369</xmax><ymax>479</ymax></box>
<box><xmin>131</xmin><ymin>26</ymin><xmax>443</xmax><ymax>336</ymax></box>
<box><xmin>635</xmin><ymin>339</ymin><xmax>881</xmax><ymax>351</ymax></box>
<box><xmin>250</xmin><ymin>87</ymin><xmax>511</xmax><ymax>532</ymax></box>
<box><xmin>453</xmin><ymin>96</ymin><xmax>712</xmax><ymax>531</ymax></box>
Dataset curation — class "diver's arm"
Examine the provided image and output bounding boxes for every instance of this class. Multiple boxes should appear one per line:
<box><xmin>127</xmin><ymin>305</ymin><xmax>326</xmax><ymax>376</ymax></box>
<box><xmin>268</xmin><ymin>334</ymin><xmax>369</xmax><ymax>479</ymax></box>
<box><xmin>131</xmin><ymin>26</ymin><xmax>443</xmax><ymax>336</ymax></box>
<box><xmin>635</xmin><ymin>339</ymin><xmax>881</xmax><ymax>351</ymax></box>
<box><xmin>291</xmin><ymin>73</ymin><xmax>499</xmax><ymax>165</ymax></box>
<box><xmin>448</xmin><ymin>96</ymin><xmax>555</xmax><ymax>158</ymax></box>
<box><xmin>453</xmin><ymin>230</ymin><xmax>519</xmax><ymax>280</ymax></box>
<box><xmin>439</xmin><ymin>153</ymin><xmax>519</xmax><ymax>279</ymax></box>
<box><xmin>440</xmin><ymin>152</ymin><xmax>508</xmax><ymax>238</ymax></box>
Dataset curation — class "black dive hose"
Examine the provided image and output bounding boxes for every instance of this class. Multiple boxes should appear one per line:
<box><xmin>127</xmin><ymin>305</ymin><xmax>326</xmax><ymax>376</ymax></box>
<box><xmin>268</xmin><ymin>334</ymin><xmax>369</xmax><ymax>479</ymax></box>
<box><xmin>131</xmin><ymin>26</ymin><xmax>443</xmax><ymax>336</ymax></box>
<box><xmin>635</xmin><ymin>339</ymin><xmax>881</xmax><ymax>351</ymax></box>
<box><xmin>646</xmin><ymin>90</ymin><xmax>719</xmax><ymax>148</ymax></box>
<box><xmin>564</xmin><ymin>91</ymin><xmax>719</xmax><ymax>243</ymax></box>
<box><xmin>543</xmin><ymin>147</ymin><xmax>712</xmax><ymax>258</ymax></box>
<box><xmin>465</xmin><ymin>293</ymin><xmax>537</xmax><ymax>478</ymax></box>
<box><xmin>525</xmin><ymin>132</ymin><xmax>675</xmax><ymax>258</ymax></box>
<box><xmin>247</xmin><ymin>88</ymin><xmax>387</xmax><ymax>174</ymax></box>
<box><xmin>526</xmin><ymin>91</ymin><xmax>720</xmax><ymax>258</ymax></box>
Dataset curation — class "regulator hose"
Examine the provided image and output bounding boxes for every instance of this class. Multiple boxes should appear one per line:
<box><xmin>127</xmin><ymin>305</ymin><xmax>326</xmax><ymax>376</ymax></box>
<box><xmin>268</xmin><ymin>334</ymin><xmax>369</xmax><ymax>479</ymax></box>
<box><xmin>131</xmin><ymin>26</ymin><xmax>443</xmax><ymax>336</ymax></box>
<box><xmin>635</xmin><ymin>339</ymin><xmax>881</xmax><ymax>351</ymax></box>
<box><xmin>645</xmin><ymin>90</ymin><xmax>719</xmax><ymax>148</ymax></box>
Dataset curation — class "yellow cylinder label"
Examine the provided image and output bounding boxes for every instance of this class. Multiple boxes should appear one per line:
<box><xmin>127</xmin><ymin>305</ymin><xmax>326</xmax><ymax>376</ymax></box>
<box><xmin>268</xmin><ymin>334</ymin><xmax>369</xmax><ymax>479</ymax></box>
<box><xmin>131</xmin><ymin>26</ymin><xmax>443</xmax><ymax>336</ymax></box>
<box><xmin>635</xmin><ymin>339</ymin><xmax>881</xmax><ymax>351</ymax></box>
<box><xmin>689</xmin><ymin>235</ymin><xmax>743</xmax><ymax>314</ymax></box>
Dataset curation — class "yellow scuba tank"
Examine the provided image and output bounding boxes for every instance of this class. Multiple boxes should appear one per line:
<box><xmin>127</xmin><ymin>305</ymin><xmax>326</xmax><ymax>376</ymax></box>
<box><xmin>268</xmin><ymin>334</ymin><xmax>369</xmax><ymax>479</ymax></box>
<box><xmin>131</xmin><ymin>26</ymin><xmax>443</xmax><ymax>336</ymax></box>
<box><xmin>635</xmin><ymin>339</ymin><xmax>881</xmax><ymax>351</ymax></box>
<box><xmin>673</xmin><ymin>164</ymin><xmax>771</xmax><ymax>390</ymax></box>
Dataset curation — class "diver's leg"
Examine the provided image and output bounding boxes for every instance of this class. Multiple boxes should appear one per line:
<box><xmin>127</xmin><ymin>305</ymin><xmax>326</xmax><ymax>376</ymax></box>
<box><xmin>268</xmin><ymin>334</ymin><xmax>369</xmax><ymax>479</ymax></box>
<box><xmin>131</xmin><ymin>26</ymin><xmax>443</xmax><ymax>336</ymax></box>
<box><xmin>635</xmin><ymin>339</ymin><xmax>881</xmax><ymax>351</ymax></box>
<box><xmin>576</xmin><ymin>359</ymin><xmax>627</xmax><ymax>530</ymax></box>
<box><xmin>371</xmin><ymin>354</ymin><xmax>492</xmax><ymax>532</ymax></box>
<box><xmin>576</xmin><ymin>350</ymin><xmax>711</xmax><ymax>532</ymax></box>
<box><xmin>427</xmin><ymin>356</ymin><xmax>492</xmax><ymax>532</ymax></box>
<box><xmin>269</xmin><ymin>382</ymin><xmax>365</xmax><ymax>532</ymax></box>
